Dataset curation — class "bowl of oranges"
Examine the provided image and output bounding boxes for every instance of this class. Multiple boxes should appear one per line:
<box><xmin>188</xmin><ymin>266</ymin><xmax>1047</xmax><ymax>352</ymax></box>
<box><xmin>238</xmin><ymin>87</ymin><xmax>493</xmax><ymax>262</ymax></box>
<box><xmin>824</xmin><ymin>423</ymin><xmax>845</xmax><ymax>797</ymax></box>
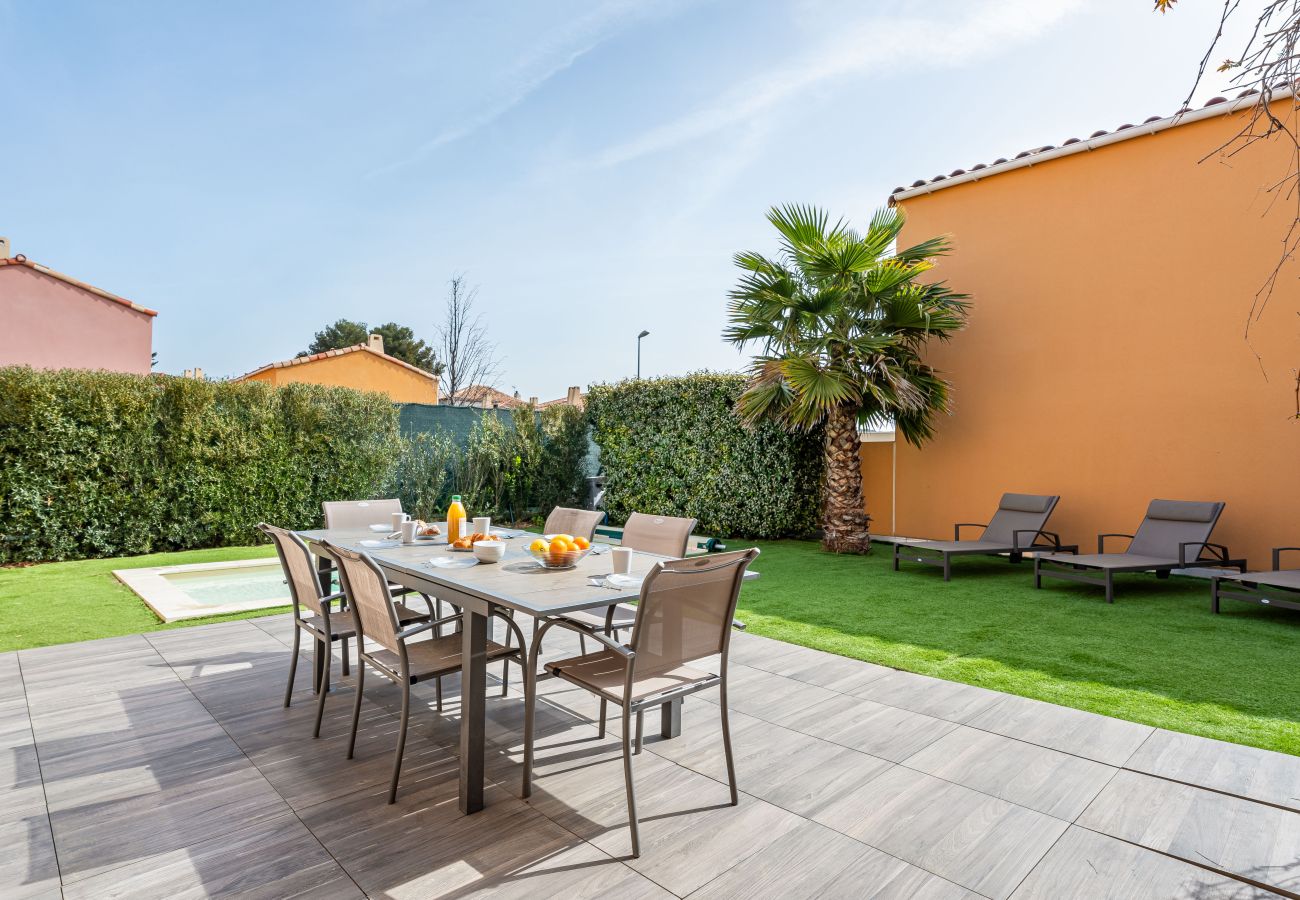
<box><xmin>527</xmin><ymin>534</ymin><xmax>593</xmax><ymax>569</ymax></box>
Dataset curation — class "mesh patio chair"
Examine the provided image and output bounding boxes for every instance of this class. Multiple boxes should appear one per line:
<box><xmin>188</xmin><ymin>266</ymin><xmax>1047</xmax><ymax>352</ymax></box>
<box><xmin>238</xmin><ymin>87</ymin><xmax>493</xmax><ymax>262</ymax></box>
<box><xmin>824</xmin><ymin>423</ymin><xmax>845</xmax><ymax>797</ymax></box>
<box><xmin>325</xmin><ymin>540</ymin><xmax>527</xmax><ymax>804</ymax></box>
<box><xmin>1212</xmin><ymin>546</ymin><xmax>1300</xmax><ymax>613</ymax></box>
<box><xmin>563</xmin><ymin>512</ymin><xmax>699</xmax><ymax>644</ymax></box>
<box><xmin>1034</xmin><ymin>500</ymin><xmax>1246</xmax><ymax>603</ymax></box>
<box><xmin>258</xmin><ymin>524</ymin><xmax>434</xmax><ymax>737</ymax></box>
<box><xmin>522</xmin><ymin>547</ymin><xmax>759</xmax><ymax>858</ymax></box>
<box><xmin>542</xmin><ymin>506</ymin><xmax>606</xmax><ymax>542</ymax></box>
<box><xmin>892</xmin><ymin>493</ymin><xmax>1075</xmax><ymax>581</ymax></box>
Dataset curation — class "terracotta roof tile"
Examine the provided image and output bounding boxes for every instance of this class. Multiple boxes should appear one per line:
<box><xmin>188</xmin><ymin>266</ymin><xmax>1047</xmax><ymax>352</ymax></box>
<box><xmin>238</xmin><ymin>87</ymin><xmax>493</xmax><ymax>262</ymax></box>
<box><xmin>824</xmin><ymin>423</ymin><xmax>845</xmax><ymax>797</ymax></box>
<box><xmin>891</xmin><ymin>88</ymin><xmax>1294</xmax><ymax>202</ymax></box>
<box><xmin>235</xmin><ymin>343</ymin><xmax>437</xmax><ymax>382</ymax></box>
<box><xmin>0</xmin><ymin>255</ymin><xmax>158</xmax><ymax>316</ymax></box>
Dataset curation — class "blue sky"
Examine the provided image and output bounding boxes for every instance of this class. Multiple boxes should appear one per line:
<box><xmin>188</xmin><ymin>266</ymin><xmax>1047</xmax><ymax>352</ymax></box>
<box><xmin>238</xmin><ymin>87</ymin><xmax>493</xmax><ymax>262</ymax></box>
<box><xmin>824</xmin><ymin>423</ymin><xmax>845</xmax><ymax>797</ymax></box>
<box><xmin>0</xmin><ymin>0</ymin><xmax>1242</xmax><ymax>399</ymax></box>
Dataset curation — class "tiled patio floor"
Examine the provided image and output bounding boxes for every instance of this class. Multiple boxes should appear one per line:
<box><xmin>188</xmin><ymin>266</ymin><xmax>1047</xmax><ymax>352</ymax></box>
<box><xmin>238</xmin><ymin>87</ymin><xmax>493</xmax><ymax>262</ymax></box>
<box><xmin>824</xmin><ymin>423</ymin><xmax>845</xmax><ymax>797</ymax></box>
<box><xmin>3</xmin><ymin>615</ymin><xmax>1298</xmax><ymax>898</ymax></box>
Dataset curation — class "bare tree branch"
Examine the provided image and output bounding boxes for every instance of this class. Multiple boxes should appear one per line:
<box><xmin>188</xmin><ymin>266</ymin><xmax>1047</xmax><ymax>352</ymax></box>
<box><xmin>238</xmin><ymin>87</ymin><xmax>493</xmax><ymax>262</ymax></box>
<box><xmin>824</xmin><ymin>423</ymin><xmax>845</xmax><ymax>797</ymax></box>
<box><xmin>435</xmin><ymin>275</ymin><xmax>504</xmax><ymax>406</ymax></box>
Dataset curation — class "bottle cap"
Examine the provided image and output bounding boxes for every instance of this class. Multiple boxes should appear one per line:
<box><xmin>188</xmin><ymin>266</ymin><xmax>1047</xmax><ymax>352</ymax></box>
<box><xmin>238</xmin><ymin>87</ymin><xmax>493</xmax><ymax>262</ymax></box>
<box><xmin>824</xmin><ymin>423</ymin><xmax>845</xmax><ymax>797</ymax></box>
<box><xmin>451</xmin><ymin>495</ymin><xmax>461</xmax><ymax>501</ymax></box>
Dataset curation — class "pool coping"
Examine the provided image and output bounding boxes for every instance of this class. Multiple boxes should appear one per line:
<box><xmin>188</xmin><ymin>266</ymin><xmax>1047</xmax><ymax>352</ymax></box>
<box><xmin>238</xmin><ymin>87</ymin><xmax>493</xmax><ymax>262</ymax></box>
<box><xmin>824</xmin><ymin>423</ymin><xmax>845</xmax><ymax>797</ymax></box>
<box><xmin>113</xmin><ymin>557</ymin><xmax>290</xmax><ymax>623</ymax></box>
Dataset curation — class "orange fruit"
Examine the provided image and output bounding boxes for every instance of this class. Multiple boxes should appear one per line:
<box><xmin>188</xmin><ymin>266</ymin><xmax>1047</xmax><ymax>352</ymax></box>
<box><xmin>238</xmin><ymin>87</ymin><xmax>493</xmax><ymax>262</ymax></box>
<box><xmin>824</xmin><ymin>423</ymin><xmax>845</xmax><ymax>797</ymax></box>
<box><xmin>573</xmin><ymin>536</ymin><xmax>590</xmax><ymax>550</ymax></box>
<box><xmin>549</xmin><ymin>536</ymin><xmax>572</xmax><ymax>552</ymax></box>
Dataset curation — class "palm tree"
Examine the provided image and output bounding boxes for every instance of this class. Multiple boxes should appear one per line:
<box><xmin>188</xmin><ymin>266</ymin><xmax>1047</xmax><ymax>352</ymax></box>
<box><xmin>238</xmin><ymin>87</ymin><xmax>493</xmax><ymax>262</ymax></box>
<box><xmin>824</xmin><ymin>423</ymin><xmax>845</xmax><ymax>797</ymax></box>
<box><xmin>723</xmin><ymin>204</ymin><xmax>969</xmax><ymax>553</ymax></box>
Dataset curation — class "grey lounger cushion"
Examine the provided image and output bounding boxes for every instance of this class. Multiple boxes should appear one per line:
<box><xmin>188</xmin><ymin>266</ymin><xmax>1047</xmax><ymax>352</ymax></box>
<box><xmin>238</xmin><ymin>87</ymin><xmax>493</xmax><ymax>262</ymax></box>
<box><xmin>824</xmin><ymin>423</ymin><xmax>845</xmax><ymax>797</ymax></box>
<box><xmin>1036</xmin><ymin>552</ymin><xmax>1180</xmax><ymax>571</ymax></box>
<box><xmin>1220</xmin><ymin>569</ymin><xmax>1300</xmax><ymax>590</ymax></box>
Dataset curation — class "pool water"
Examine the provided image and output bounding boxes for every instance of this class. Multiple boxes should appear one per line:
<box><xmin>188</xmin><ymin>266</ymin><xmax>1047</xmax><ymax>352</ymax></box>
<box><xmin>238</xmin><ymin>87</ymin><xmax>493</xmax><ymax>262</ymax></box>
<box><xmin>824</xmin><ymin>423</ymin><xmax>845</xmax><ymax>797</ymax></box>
<box><xmin>160</xmin><ymin>562</ymin><xmax>289</xmax><ymax>607</ymax></box>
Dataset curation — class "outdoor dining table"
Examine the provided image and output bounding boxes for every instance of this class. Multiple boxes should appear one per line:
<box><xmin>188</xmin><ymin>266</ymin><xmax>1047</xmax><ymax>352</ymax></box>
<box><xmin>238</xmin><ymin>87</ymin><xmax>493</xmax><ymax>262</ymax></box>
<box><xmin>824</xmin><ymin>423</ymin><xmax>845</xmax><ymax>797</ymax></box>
<box><xmin>297</xmin><ymin>526</ymin><xmax>757</xmax><ymax>815</ymax></box>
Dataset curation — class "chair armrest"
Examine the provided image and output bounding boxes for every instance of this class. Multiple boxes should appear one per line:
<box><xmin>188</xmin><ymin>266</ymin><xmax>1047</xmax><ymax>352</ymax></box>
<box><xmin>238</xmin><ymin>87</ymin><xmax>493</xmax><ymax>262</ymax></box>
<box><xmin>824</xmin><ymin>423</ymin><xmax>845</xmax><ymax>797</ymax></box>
<box><xmin>536</xmin><ymin>617</ymin><xmax>635</xmax><ymax>658</ymax></box>
<box><xmin>1273</xmin><ymin>547</ymin><xmax>1300</xmax><ymax>571</ymax></box>
<box><xmin>1013</xmin><ymin>529</ymin><xmax>1063</xmax><ymax>551</ymax></box>
<box><xmin>1180</xmin><ymin>541</ymin><xmax>1233</xmax><ymax>567</ymax></box>
<box><xmin>1097</xmin><ymin>533</ymin><xmax>1133</xmax><ymax>553</ymax></box>
<box><xmin>320</xmin><ymin>590</ymin><xmax>345</xmax><ymax>607</ymax></box>
<box><xmin>954</xmin><ymin>523</ymin><xmax>987</xmax><ymax>540</ymax></box>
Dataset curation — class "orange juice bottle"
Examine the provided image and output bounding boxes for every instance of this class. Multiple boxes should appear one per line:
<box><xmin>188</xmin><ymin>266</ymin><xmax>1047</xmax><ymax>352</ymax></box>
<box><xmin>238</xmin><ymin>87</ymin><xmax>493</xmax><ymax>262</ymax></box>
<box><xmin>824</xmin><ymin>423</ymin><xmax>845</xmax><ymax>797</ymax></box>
<box><xmin>446</xmin><ymin>495</ymin><xmax>467</xmax><ymax>543</ymax></box>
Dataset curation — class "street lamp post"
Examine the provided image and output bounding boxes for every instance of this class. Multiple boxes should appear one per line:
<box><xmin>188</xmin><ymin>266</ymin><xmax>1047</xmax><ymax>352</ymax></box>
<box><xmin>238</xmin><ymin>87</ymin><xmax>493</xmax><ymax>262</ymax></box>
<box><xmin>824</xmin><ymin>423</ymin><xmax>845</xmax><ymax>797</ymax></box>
<box><xmin>636</xmin><ymin>330</ymin><xmax>649</xmax><ymax>379</ymax></box>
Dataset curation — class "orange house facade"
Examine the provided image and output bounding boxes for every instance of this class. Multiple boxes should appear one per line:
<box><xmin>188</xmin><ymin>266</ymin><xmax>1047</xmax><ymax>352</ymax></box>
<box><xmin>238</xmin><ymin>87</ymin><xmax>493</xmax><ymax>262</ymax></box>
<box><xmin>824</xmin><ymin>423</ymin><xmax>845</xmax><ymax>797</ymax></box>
<box><xmin>236</xmin><ymin>334</ymin><xmax>439</xmax><ymax>404</ymax></box>
<box><xmin>861</xmin><ymin>93</ymin><xmax>1300</xmax><ymax>567</ymax></box>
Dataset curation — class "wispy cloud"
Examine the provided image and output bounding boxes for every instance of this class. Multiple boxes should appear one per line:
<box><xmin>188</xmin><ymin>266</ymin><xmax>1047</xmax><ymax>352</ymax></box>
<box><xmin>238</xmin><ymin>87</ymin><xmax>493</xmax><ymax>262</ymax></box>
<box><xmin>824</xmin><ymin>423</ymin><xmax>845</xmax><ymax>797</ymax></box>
<box><xmin>369</xmin><ymin>0</ymin><xmax>682</xmax><ymax>177</ymax></box>
<box><xmin>594</xmin><ymin>0</ymin><xmax>1085</xmax><ymax>167</ymax></box>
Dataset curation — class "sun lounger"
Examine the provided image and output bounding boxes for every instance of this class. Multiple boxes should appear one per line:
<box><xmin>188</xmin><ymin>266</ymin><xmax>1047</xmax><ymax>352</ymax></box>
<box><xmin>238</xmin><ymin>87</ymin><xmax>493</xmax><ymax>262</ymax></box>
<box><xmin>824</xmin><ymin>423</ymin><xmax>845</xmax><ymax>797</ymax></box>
<box><xmin>1034</xmin><ymin>499</ymin><xmax>1245</xmax><ymax>603</ymax></box>
<box><xmin>1211</xmin><ymin>547</ymin><xmax>1300</xmax><ymax>613</ymax></box>
<box><xmin>893</xmin><ymin>493</ymin><xmax>1074</xmax><ymax>581</ymax></box>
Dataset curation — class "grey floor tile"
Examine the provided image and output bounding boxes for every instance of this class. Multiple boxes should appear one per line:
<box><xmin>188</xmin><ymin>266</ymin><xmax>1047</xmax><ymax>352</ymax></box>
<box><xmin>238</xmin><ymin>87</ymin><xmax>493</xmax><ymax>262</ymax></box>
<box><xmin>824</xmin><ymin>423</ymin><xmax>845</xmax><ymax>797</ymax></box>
<box><xmin>1077</xmin><ymin>769</ymin><xmax>1300</xmax><ymax>895</ymax></box>
<box><xmin>1125</xmin><ymin>728</ymin><xmax>1300</xmax><ymax>812</ymax></box>
<box><xmin>966</xmin><ymin>693</ymin><xmax>1153</xmax><ymax>766</ymax></box>
<box><xmin>691</xmin><ymin>819</ymin><xmax>979</xmax><ymax>899</ymax></box>
<box><xmin>60</xmin><ymin>812</ymin><xmax>362</xmax><ymax>900</ymax></box>
<box><xmin>1011</xmin><ymin>826</ymin><xmax>1282</xmax><ymax>899</ymax></box>
<box><xmin>813</xmin><ymin>765</ymin><xmax>1069</xmax><ymax>900</ymax></box>
<box><xmin>0</xmin><ymin>812</ymin><xmax>61</xmax><ymax>899</ymax></box>
<box><xmin>852</xmin><ymin>669</ymin><xmax>1008</xmax><ymax>723</ymax></box>
<box><xmin>780</xmin><ymin>693</ymin><xmax>957</xmax><ymax>762</ymax></box>
<box><xmin>904</xmin><ymin>725</ymin><xmax>1117</xmax><ymax>820</ymax></box>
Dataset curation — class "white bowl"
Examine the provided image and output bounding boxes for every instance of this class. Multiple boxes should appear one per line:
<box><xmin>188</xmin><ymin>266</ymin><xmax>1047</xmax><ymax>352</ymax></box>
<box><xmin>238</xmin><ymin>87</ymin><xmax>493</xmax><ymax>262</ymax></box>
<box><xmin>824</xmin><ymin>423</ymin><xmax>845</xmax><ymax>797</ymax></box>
<box><xmin>472</xmin><ymin>540</ymin><xmax>506</xmax><ymax>563</ymax></box>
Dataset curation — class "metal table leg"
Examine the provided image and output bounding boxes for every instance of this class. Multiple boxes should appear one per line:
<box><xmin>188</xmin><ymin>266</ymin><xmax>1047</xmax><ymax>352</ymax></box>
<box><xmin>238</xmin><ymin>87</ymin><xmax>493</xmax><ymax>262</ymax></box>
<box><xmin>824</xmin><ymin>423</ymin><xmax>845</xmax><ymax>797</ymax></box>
<box><xmin>661</xmin><ymin>697</ymin><xmax>682</xmax><ymax>739</ymax></box>
<box><xmin>459</xmin><ymin>601</ymin><xmax>489</xmax><ymax>814</ymax></box>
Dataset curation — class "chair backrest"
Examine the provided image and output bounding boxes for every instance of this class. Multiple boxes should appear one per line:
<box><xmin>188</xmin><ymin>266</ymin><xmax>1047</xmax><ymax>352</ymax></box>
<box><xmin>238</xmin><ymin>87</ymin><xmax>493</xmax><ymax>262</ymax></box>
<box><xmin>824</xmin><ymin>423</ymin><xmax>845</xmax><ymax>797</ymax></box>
<box><xmin>1128</xmin><ymin>500</ymin><xmax>1225</xmax><ymax>559</ymax></box>
<box><xmin>981</xmin><ymin>493</ymin><xmax>1060</xmax><ymax>546</ymax></box>
<box><xmin>543</xmin><ymin>507</ymin><xmax>605</xmax><ymax>542</ymax></box>
<box><xmin>258</xmin><ymin>523</ymin><xmax>325</xmax><ymax>618</ymax></box>
<box><xmin>629</xmin><ymin>548</ymin><xmax>758</xmax><ymax>674</ymax></box>
<box><xmin>322</xmin><ymin>499</ymin><xmax>403</xmax><ymax>530</ymax></box>
<box><xmin>324</xmin><ymin>541</ymin><xmax>401</xmax><ymax>653</ymax></box>
<box><xmin>621</xmin><ymin>512</ymin><xmax>698</xmax><ymax>558</ymax></box>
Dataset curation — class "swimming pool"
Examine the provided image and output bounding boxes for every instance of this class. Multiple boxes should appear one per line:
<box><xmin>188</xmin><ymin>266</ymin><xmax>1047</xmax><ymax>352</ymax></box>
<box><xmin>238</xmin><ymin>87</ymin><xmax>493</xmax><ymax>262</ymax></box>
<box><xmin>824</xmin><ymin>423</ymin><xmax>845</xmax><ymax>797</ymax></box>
<box><xmin>114</xmin><ymin>558</ymin><xmax>291</xmax><ymax>623</ymax></box>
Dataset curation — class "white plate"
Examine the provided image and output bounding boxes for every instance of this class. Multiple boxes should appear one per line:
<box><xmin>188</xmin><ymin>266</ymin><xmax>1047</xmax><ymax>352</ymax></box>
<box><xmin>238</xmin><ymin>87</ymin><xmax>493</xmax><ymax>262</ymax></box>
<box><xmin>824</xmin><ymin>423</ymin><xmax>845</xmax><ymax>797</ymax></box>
<box><xmin>603</xmin><ymin>573</ymin><xmax>643</xmax><ymax>589</ymax></box>
<box><xmin>359</xmin><ymin>539</ymin><xmax>399</xmax><ymax>548</ymax></box>
<box><xmin>428</xmin><ymin>557</ymin><xmax>479</xmax><ymax>569</ymax></box>
<box><xmin>368</xmin><ymin>524</ymin><xmax>391</xmax><ymax>533</ymax></box>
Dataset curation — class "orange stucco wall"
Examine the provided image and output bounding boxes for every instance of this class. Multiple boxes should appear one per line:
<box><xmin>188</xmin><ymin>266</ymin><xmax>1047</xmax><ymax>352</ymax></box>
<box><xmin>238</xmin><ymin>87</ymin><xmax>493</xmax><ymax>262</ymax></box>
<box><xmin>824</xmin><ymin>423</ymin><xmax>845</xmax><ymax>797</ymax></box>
<box><xmin>864</xmin><ymin>102</ymin><xmax>1300</xmax><ymax>567</ymax></box>
<box><xmin>242</xmin><ymin>350</ymin><xmax>438</xmax><ymax>404</ymax></box>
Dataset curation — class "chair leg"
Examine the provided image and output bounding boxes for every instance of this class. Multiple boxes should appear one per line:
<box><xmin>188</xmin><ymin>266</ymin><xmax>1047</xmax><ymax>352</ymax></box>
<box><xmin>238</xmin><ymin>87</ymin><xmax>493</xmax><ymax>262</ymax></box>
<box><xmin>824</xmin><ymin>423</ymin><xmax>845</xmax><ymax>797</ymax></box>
<box><xmin>284</xmin><ymin>624</ymin><xmax>301</xmax><ymax>708</ymax></box>
<box><xmin>501</xmin><ymin>614</ymin><xmax>512</xmax><ymax>697</ymax></box>
<box><xmin>347</xmin><ymin>660</ymin><xmax>365</xmax><ymax>760</ymax></box>
<box><xmin>435</xmin><ymin>675</ymin><xmax>443</xmax><ymax>712</ymax></box>
<box><xmin>579</xmin><ymin>633</ymin><xmax>587</xmax><ymax>655</ymax></box>
<box><xmin>389</xmin><ymin>680</ymin><xmax>410</xmax><ymax>804</ymax></box>
<box><xmin>634</xmin><ymin>709</ymin><xmax>644</xmax><ymax>755</ymax></box>
<box><xmin>313</xmin><ymin>647</ymin><xmax>330</xmax><ymax>739</ymax></box>
<box><xmin>621</xmin><ymin>703</ymin><xmax>641</xmax><ymax>858</ymax></box>
<box><xmin>598</xmin><ymin>698</ymin><xmax>607</xmax><ymax>738</ymax></box>
<box><xmin>340</xmin><ymin>635</ymin><xmax>350</xmax><ymax>676</ymax></box>
<box><xmin>718</xmin><ymin>681</ymin><xmax>739</xmax><ymax>806</ymax></box>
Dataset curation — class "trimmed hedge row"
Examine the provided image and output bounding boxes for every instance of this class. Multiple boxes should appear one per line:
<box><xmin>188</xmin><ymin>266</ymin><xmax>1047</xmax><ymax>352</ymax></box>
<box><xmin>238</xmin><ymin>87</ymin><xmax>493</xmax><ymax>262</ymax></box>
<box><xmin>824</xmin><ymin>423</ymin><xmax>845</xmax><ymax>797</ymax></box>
<box><xmin>0</xmin><ymin>368</ymin><xmax>399</xmax><ymax>562</ymax></box>
<box><xmin>587</xmin><ymin>373</ymin><xmax>823</xmax><ymax>539</ymax></box>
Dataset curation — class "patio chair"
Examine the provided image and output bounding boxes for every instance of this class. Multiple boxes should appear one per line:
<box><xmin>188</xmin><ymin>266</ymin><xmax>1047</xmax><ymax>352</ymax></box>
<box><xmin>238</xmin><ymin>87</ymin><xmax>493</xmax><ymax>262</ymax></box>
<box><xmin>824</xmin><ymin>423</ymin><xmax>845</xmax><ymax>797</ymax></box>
<box><xmin>1034</xmin><ymin>500</ymin><xmax>1246</xmax><ymax>603</ymax></box>
<box><xmin>892</xmin><ymin>493</ymin><xmax>1073</xmax><ymax>581</ymax></box>
<box><xmin>321</xmin><ymin>498</ymin><xmax>404</xmax><ymax>530</ymax></box>
<box><xmin>257</xmin><ymin>524</ymin><xmax>434</xmax><ymax>737</ymax></box>
<box><xmin>324</xmin><ymin>540</ymin><xmax>526</xmax><ymax>804</ymax></box>
<box><xmin>1211</xmin><ymin>547</ymin><xmax>1300</xmax><ymax>613</ymax></box>
<box><xmin>522</xmin><ymin>547</ymin><xmax>760</xmax><ymax>858</ymax></box>
<box><xmin>542</xmin><ymin>506</ymin><xmax>606</xmax><ymax>542</ymax></box>
<box><xmin>563</xmin><ymin>512</ymin><xmax>699</xmax><ymax>643</ymax></box>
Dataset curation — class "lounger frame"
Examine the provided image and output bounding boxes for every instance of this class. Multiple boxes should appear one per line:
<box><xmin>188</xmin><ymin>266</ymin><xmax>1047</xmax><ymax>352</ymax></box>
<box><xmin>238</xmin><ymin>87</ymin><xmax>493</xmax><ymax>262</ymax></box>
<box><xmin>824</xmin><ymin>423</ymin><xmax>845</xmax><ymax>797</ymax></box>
<box><xmin>1035</xmin><ymin>535</ymin><xmax>1246</xmax><ymax>604</ymax></box>
<box><xmin>894</xmin><ymin>528</ymin><xmax>1078</xmax><ymax>582</ymax></box>
<box><xmin>1211</xmin><ymin>547</ymin><xmax>1300</xmax><ymax>613</ymax></box>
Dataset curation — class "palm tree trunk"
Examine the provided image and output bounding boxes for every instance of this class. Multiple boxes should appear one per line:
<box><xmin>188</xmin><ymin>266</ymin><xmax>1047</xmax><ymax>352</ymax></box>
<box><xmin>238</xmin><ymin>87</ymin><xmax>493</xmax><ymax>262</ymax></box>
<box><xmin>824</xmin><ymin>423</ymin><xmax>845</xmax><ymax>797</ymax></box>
<box><xmin>821</xmin><ymin>405</ymin><xmax>871</xmax><ymax>553</ymax></box>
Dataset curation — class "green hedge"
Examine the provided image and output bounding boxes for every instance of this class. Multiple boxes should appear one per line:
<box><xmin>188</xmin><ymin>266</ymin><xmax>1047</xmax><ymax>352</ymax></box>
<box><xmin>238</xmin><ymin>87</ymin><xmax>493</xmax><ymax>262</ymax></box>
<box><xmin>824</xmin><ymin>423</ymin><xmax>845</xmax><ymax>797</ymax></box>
<box><xmin>587</xmin><ymin>373</ymin><xmax>823</xmax><ymax>538</ymax></box>
<box><xmin>0</xmin><ymin>368</ymin><xmax>399</xmax><ymax>562</ymax></box>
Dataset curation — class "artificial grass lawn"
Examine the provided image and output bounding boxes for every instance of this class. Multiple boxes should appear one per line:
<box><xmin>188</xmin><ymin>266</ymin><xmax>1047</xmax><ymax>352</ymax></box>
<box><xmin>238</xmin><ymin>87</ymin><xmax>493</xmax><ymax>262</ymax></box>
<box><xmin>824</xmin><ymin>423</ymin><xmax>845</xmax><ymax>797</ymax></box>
<box><xmin>0</xmin><ymin>545</ymin><xmax>283</xmax><ymax>653</ymax></box>
<box><xmin>732</xmin><ymin>540</ymin><xmax>1300</xmax><ymax>756</ymax></box>
<box><xmin>3</xmin><ymin>538</ymin><xmax>1297</xmax><ymax>756</ymax></box>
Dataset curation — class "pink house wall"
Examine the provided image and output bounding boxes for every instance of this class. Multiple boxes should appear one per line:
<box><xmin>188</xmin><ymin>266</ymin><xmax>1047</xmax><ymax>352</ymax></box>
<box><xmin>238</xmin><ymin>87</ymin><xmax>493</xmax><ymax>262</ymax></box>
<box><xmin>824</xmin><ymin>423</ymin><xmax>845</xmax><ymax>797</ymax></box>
<box><xmin>0</xmin><ymin>265</ymin><xmax>154</xmax><ymax>375</ymax></box>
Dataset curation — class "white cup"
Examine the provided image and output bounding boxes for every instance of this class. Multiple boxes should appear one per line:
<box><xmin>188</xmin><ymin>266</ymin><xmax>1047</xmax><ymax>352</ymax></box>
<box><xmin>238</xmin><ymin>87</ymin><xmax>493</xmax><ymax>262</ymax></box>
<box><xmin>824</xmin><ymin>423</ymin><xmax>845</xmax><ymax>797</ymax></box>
<box><xmin>473</xmin><ymin>516</ymin><xmax>491</xmax><ymax>536</ymax></box>
<box><xmin>400</xmin><ymin>520</ymin><xmax>418</xmax><ymax>544</ymax></box>
<box><xmin>391</xmin><ymin>512</ymin><xmax>409</xmax><ymax>532</ymax></box>
<box><xmin>611</xmin><ymin>547</ymin><xmax>633</xmax><ymax>575</ymax></box>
